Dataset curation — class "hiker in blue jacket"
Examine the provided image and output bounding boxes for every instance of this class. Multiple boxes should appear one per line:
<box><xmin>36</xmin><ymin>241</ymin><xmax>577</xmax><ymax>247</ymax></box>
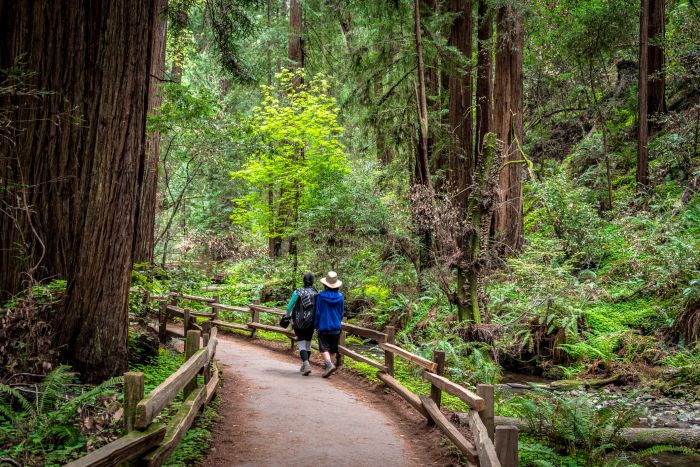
<box><xmin>314</xmin><ymin>271</ymin><xmax>344</xmax><ymax>378</ymax></box>
<box><xmin>285</xmin><ymin>272</ymin><xmax>318</xmax><ymax>376</ymax></box>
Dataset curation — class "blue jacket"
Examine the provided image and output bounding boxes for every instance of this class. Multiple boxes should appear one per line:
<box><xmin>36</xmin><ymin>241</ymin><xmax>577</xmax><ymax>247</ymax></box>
<box><xmin>314</xmin><ymin>289</ymin><xmax>344</xmax><ymax>332</ymax></box>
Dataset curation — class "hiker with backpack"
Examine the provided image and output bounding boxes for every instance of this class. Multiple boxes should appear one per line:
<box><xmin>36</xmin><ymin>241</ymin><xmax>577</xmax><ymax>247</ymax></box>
<box><xmin>314</xmin><ymin>271</ymin><xmax>345</xmax><ymax>378</ymax></box>
<box><xmin>284</xmin><ymin>272</ymin><xmax>318</xmax><ymax>376</ymax></box>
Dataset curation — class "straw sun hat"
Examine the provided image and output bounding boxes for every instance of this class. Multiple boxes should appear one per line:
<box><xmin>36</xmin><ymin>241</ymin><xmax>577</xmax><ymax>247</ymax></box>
<box><xmin>320</xmin><ymin>271</ymin><xmax>342</xmax><ymax>289</ymax></box>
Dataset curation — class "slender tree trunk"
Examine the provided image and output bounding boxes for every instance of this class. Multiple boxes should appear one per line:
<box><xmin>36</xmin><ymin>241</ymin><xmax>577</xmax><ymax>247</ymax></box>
<box><xmin>0</xmin><ymin>0</ymin><xmax>163</xmax><ymax>382</ymax></box>
<box><xmin>414</xmin><ymin>0</ymin><xmax>433</xmax><ymax>191</ymax></box>
<box><xmin>134</xmin><ymin>0</ymin><xmax>168</xmax><ymax>264</ymax></box>
<box><xmin>648</xmin><ymin>0</ymin><xmax>666</xmax><ymax>121</ymax></box>
<box><xmin>171</xmin><ymin>10</ymin><xmax>188</xmax><ymax>84</ymax></box>
<box><xmin>638</xmin><ymin>0</ymin><xmax>650</xmax><ymax>189</ymax></box>
<box><xmin>493</xmin><ymin>3</ymin><xmax>525</xmax><ymax>254</ymax></box>
<box><xmin>289</xmin><ymin>0</ymin><xmax>304</xmax><ymax>71</ymax></box>
<box><xmin>475</xmin><ymin>0</ymin><xmax>493</xmax><ymax>157</ymax></box>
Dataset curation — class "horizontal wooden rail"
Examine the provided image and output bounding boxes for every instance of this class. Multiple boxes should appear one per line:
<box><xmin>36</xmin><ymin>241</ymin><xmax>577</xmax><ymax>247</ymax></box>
<box><xmin>341</xmin><ymin>322</ymin><xmax>387</xmax><ymax>342</ymax></box>
<box><xmin>379</xmin><ymin>342</ymin><xmax>438</xmax><ymax>372</ymax></box>
<box><xmin>423</xmin><ymin>371</ymin><xmax>485</xmax><ymax>411</ymax></box>
<box><xmin>248</xmin><ymin>303</ymin><xmax>285</xmax><ymax>316</ymax></box>
<box><xmin>466</xmin><ymin>410</ymin><xmax>500</xmax><ymax>467</ymax></box>
<box><xmin>165</xmin><ymin>328</ymin><xmax>184</xmax><ymax>339</ymax></box>
<box><xmin>64</xmin><ymin>423</ymin><xmax>166</xmax><ymax>467</ymax></box>
<box><xmin>171</xmin><ymin>292</ymin><xmax>216</xmax><ymax>303</ymax></box>
<box><xmin>421</xmin><ymin>396</ymin><xmax>479</xmax><ymax>466</ymax></box>
<box><xmin>211</xmin><ymin>303</ymin><xmax>251</xmax><ymax>313</ymax></box>
<box><xmin>166</xmin><ymin>305</ymin><xmax>185</xmax><ymax>318</ymax></box>
<box><xmin>142</xmin><ymin>385</ymin><xmax>207</xmax><ymax>466</ymax></box>
<box><xmin>376</xmin><ymin>371</ymin><xmax>428</xmax><ymax>418</ymax></box>
<box><xmin>338</xmin><ymin>345</ymin><xmax>386</xmax><ymax>371</ymax></box>
<box><xmin>210</xmin><ymin>319</ymin><xmax>249</xmax><ymax>331</ymax></box>
<box><xmin>190</xmin><ymin>310</ymin><xmax>216</xmax><ymax>318</ymax></box>
<box><xmin>135</xmin><ymin>332</ymin><xmax>218</xmax><ymax>429</ymax></box>
<box><xmin>247</xmin><ymin>322</ymin><xmax>296</xmax><ymax>338</ymax></box>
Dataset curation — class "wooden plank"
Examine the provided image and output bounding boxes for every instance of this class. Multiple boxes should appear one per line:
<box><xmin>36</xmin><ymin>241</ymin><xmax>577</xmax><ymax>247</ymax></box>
<box><xmin>167</xmin><ymin>305</ymin><xmax>185</xmax><ymax>318</ymax></box>
<box><xmin>210</xmin><ymin>319</ymin><xmax>249</xmax><ymax>331</ymax></box>
<box><xmin>135</xmin><ymin>347</ymin><xmax>209</xmax><ymax>429</ymax></box>
<box><xmin>495</xmin><ymin>425</ymin><xmax>518</xmax><ymax>467</ymax></box>
<box><xmin>249</xmin><ymin>303</ymin><xmax>285</xmax><ymax>316</ymax></box>
<box><xmin>376</xmin><ymin>371</ymin><xmax>428</xmax><ymax>419</ymax></box>
<box><xmin>190</xmin><ymin>310</ymin><xmax>216</xmax><ymax>318</ymax></box>
<box><xmin>338</xmin><ymin>345</ymin><xmax>386</xmax><ymax>371</ymax></box>
<box><xmin>247</xmin><ymin>322</ymin><xmax>296</xmax><ymax>338</ymax></box>
<box><xmin>341</xmin><ymin>322</ymin><xmax>387</xmax><ymax>342</ymax></box>
<box><xmin>143</xmin><ymin>386</ymin><xmax>207</xmax><ymax>466</ymax></box>
<box><xmin>211</xmin><ymin>303</ymin><xmax>251</xmax><ymax>313</ymax></box>
<box><xmin>205</xmin><ymin>360</ymin><xmax>220</xmax><ymax>404</ymax></box>
<box><xmin>64</xmin><ymin>423</ymin><xmax>166</xmax><ymax>467</ymax></box>
<box><xmin>184</xmin><ymin>330</ymin><xmax>201</xmax><ymax>397</ymax></box>
<box><xmin>173</xmin><ymin>292</ymin><xmax>216</xmax><ymax>303</ymax></box>
<box><xmin>379</xmin><ymin>343</ymin><xmax>438</xmax><ymax>372</ymax></box>
<box><xmin>420</xmin><ymin>396</ymin><xmax>479</xmax><ymax>465</ymax></box>
<box><xmin>165</xmin><ymin>328</ymin><xmax>184</xmax><ymax>339</ymax></box>
<box><xmin>466</xmin><ymin>410</ymin><xmax>501</xmax><ymax>467</ymax></box>
<box><xmin>423</xmin><ymin>371</ymin><xmax>485</xmax><ymax>411</ymax></box>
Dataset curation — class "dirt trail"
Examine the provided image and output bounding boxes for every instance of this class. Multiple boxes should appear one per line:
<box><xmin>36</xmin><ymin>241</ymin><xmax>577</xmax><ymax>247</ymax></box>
<box><xmin>204</xmin><ymin>334</ymin><xmax>448</xmax><ymax>466</ymax></box>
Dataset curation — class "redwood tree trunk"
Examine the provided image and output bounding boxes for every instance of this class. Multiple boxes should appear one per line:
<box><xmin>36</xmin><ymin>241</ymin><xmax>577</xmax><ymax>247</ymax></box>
<box><xmin>0</xmin><ymin>1</ymin><xmax>164</xmax><ymax>382</ymax></box>
<box><xmin>134</xmin><ymin>0</ymin><xmax>168</xmax><ymax>264</ymax></box>
<box><xmin>475</xmin><ymin>0</ymin><xmax>493</xmax><ymax>157</ymax></box>
<box><xmin>638</xmin><ymin>0</ymin><xmax>650</xmax><ymax>188</ymax></box>
<box><xmin>493</xmin><ymin>3</ymin><xmax>524</xmax><ymax>253</ymax></box>
<box><xmin>447</xmin><ymin>0</ymin><xmax>474</xmax><ymax>210</ymax></box>
<box><xmin>289</xmin><ymin>0</ymin><xmax>304</xmax><ymax>71</ymax></box>
<box><xmin>648</xmin><ymin>0</ymin><xmax>666</xmax><ymax>120</ymax></box>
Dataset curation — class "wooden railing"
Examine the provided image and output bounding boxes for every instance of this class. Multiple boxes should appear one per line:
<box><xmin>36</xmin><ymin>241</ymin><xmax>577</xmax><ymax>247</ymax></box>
<box><xmin>160</xmin><ymin>291</ymin><xmax>518</xmax><ymax>467</ymax></box>
<box><xmin>65</xmin><ymin>325</ymin><xmax>219</xmax><ymax>467</ymax></box>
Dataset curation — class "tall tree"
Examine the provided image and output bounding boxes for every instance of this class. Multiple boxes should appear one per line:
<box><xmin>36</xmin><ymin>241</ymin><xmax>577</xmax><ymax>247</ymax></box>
<box><xmin>0</xmin><ymin>0</ymin><xmax>165</xmax><ymax>382</ymax></box>
<box><xmin>475</xmin><ymin>0</ymin><xmax>493</xmax><ymax>157</ymax></box>
<box><xmin>493</xmin><ymin>2</ymin><xmax>525</xmax><ymax>253</ymax></box>
<box><xmin>648</xmin><ymin>0</ymin><xmax>666</xmax><ymax>119</ymax></box>
<box><xmin>134</xmin><ymin>1</ymin><xmax>169</xmax><ymax>264</ymax></box>
<box><xmin>638</xmin><ymin>0</ymin><xmax>650</xmax><ymax>188</ymax></box>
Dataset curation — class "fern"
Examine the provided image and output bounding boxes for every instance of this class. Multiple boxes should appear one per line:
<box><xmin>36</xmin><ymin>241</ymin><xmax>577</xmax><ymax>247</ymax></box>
<box><xmin>637</xmin><ymin>445</ymin><xmax>700</xmax><ymax>458</ymax></box>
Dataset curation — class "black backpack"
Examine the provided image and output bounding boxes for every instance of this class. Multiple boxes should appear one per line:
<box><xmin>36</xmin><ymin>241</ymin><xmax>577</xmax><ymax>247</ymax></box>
<box><xmin>293</xmin><ymin>286</ymin><xmax>317</xmax><ymax>330</ymax></box>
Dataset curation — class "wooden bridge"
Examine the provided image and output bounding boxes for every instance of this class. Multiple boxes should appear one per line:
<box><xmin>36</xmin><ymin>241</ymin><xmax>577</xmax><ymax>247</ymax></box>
<box><xmin>66</xmin><ymin>291</ymin><xmax>519</xmax><ymax>466</ymax></box>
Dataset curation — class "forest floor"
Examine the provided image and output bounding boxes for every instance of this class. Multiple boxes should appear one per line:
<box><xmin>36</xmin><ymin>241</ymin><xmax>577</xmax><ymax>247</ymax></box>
<box><xmin>200</xmin><ymin>331</ymin><xmax>460</xmax><ymax>466</ymax></box>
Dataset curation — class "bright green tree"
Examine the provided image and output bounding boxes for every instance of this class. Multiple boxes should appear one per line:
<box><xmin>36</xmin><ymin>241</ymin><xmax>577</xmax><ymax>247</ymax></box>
<box><xmin>232</xmin><ymin>69</ymin><xmax>348</xmax><ymax>256</ymax></box>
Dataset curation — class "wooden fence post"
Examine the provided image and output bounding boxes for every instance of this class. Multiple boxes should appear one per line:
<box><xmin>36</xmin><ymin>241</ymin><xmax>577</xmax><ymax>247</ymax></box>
<box><xmin>477</xmin><ymin>384</ymin><xmax>495</xmax><ymax>441</ymax></box>
<box><xmin>124</xmin><ymin>372</ymin><xmax>144</xmax><ymax>433</ymax></box>
<box><xmin>203</xmin><ymin>332</ymin><xmax>211</xmax><ymax>384</ymax></box>
<box><xmin>184</xmin><ymin>330</ymin><xmax>201</xmax><ymax>398</ymax></box>
<box><xmin>250</xmin><ymin>298</ymin><xmax>260</xmax><ymax>338</ymax></box>
<box><xmin>158</xmin><ymin>300</ymin><xmax>168</xmax><ymax>344</ymax></box>
<box><xmin>495</xmin><ymin>425</ymin><xmax>518</xmax><ymax>467</ymax></box>
<box><xmin>337</xmin><ymin>318</ymin><xmax>347</xmax><ymax>368</ymax></box>
<box><xmin>427</xmin><ymin>350</ymin><xmax>445</xmax><ymax>427</ymax></box>
<box><xmin>384</xmin><ymin>325</ymin><xmax>395</xmax><ymax>376</ymax></box>
<box><xmin>211</xmin><ymin>295</ymin><xmax>220</xmax><ymax>321</ymax></box>
<box><xmin>183</xmin><ymin>308</ymin><xmax>191</xmax><ymax>334</ymax></box>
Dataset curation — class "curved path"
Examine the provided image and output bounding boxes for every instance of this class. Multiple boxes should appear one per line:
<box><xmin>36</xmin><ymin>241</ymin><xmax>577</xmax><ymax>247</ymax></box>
<box><xmin>204</xmin><ymin>334</ymin><xmax>443</xmax><ymax>466</ymax></box>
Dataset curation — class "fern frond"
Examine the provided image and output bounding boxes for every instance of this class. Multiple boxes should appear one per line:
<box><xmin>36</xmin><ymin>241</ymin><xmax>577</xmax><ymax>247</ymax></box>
<box><xmin>0</xmin><ymin>383</ymin><xmax>35</xmax><ymax>417</ymax></box>
<box><xmin>38</xmin><ymin>365</ymin><xmax>74</xmax><ymax>416</ymax></box>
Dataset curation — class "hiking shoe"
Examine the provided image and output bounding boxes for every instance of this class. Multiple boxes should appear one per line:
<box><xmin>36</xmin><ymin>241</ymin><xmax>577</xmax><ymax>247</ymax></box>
<box><xmin>322</xmin><ymin>362</ymin><xmax>336</xmax><ymax>378</ymax></box>
<box><xmin>301</xmin><ymin>360</ymin><xmax>311</xmax><ymax>376</ymax></box>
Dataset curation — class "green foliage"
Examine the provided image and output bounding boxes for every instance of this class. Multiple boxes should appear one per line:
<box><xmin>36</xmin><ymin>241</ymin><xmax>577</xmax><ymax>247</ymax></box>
<box><xmin>231</xmin><ymin>69</ymin><xmax>349</xmax><ymax>244</ymax></box>
<box><xmin>164</xmin><ymin>400</ymin><xmax>219</xmax><ymax>467</ymax></box>
<box><xmin>506</xmin><ymin>389</ymin><xmax>639</xmax><ymax>466</ymax></box>
<box><xmin>0</xmin><ymin>366</ymin><xmax>122</xmax><ymax>465</ymax></box>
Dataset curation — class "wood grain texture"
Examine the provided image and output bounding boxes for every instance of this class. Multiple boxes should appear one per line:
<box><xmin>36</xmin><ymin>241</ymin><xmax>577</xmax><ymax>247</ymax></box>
<box><xmin>379</xmin><ymin>343</ymin><xmax>438</xmax><ymax>372</ymax></box>
<box><xmin>420</xmin><ymin>396</ymin><xmax>479</xmax><ymax>464</ymax></box>
<box><xmin>376</xmin><ymin>371</ymin><xmax>428</xmax><ymax>419</ymax></box>
<box><xmin>338</xmin><ymin>345</ymin><xmax>386</xmax><ymax>371</ymax></box>
<box><xmin>466</xmin><ymin>410</ymin><xmax>501</xmax><ymax>467</ymax></box>
<box><xmin>423</xmin><ymin>371</ymin><xmax>485</xmax><ymax>411</ymax></box>
<box><xmin>341</xmin><ymin>323</ymin><xmax>387</xmax><ymax>342</ymax></box>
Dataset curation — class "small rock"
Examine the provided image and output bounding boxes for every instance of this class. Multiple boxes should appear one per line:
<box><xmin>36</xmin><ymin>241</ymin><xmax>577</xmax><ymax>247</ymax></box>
<box><xmin>640</xmin><ymin>394</ymin><xmax>655</xmax><ymax>400</ymax></box>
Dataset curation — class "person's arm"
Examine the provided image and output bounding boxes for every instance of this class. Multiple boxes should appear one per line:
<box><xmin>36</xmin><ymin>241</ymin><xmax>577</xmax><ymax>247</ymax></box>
<box><xmin>314</xmin><ymin>294</ymin><xmax>321</xmax><ymax>329</ymax></box>
<box><xmin>285</xmin><ymin>290</ymin><xmax>298</xmax><ymax>318</ymax></box>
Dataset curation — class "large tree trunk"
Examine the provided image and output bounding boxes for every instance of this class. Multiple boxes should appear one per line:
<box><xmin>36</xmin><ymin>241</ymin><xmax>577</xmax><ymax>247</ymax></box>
<box><xmin>493</xmin><ymin>3</ymin><xmax>525</xmax><ymax>254</ymax></box>
<box><xmin>289</xmin><ymin>0</ymin><xmax>304</xmax><ymax>71</ymax></box>
<box><xmin>638</xmin><ymin>0</ymin><xmax>650</xmax><ymax>189</ymax></box>
<box><xmin>0</xmin><ymin>1</ymin><xmax>164</xmax><ymax>382</ymax></box>
<box><xmin>648</xmin><ymin>0</ymin><xmax>666</xmax><ymax>121</ymax></box>
<box><xmin>475</xmin><ymin>0</ymin><xmax>493</xmax><ymax>157</ymax></box>
<box><xmin>447</xmin><ymin>0</ymin><xmax>474</xmax><ymax>209</ymax></box>
<box><xmin>134</xmin><ymin>0</ymin><xmax>168</xmax><ymax>264</ymax></box>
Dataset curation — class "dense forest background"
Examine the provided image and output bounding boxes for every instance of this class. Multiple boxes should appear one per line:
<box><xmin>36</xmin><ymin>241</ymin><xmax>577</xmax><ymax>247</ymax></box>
<box><xmin>1</xmin><ymin>0</ymin><xmax>700</xmax><ymax>465</ymax></box>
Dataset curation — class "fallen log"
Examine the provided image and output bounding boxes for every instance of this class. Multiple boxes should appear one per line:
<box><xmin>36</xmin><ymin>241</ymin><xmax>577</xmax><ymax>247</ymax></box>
<box><xmin>473</xmin><ymin>416</ymin><xmax>700</xmax><ymax>450</ymax></box>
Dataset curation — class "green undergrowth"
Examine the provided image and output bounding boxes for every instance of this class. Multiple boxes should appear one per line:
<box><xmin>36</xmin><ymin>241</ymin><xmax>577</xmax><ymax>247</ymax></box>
<box><xmin>164</xmin><ymin>399</ymin><xmax>220</xmax><ymax>467</ymax></box>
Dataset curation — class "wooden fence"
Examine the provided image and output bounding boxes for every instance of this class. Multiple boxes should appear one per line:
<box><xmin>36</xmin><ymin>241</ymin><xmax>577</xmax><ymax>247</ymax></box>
<box><xmin>65</xmin><ymin>325</ymin><xmax>219</xmax><ymax>467</ymax></box>
<box><xmin>161</xmin><ymin>291</ymin><xmax>518</xmax><ymax>467</ymax></box>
